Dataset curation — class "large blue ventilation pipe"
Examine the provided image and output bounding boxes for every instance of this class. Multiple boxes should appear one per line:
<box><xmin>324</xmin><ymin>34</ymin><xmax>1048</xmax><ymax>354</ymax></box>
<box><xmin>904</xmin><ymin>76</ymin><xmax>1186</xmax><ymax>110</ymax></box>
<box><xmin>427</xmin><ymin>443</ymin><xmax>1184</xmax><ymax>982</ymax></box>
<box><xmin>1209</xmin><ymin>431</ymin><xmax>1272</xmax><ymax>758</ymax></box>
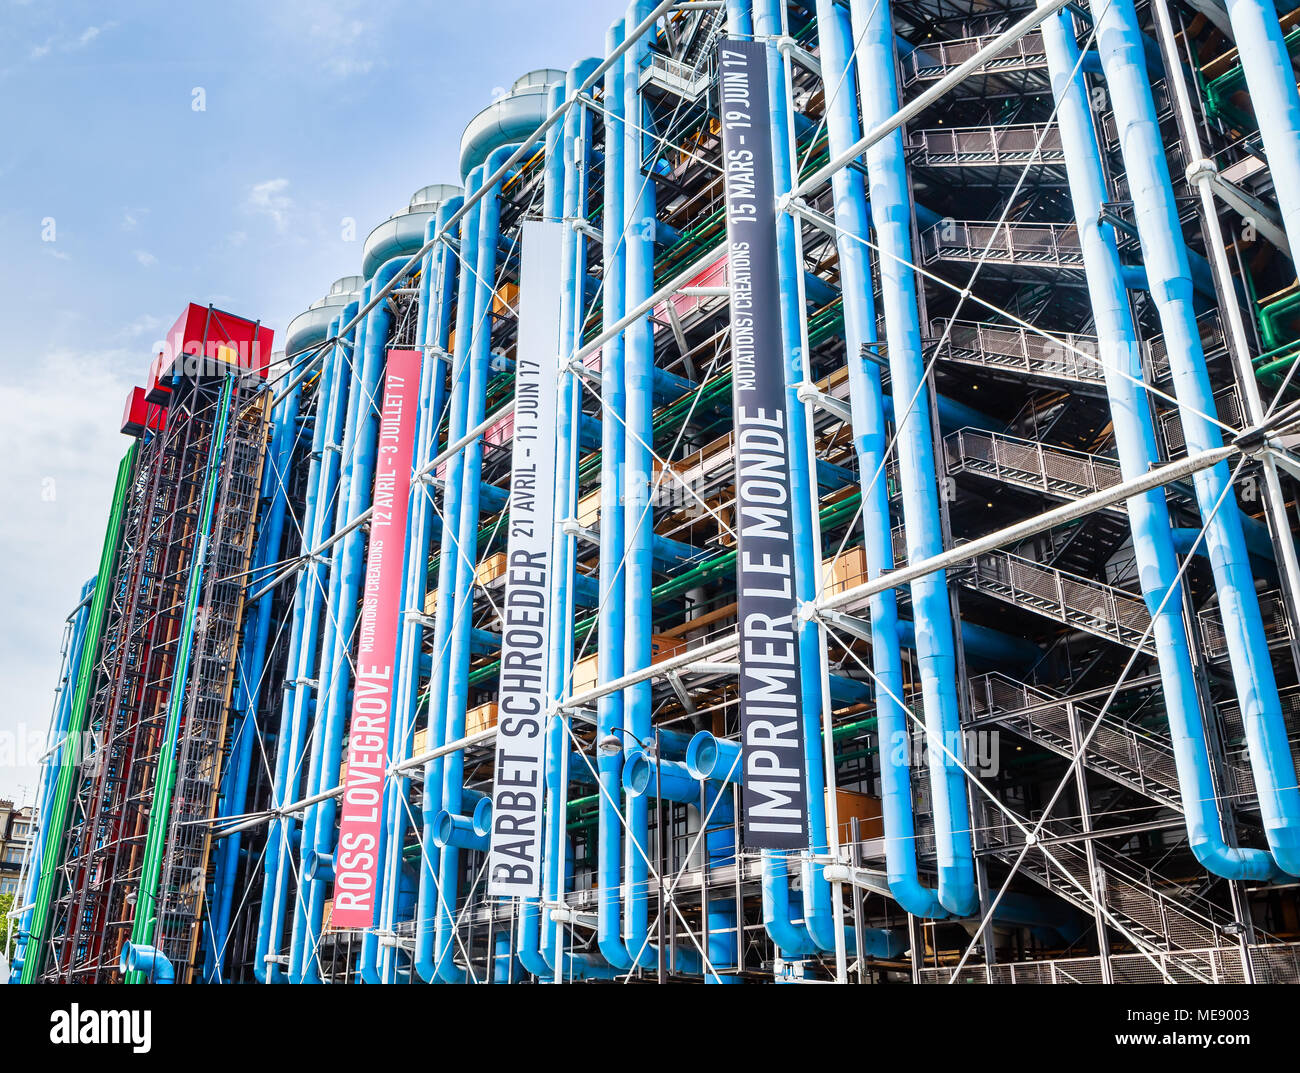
<box><xmin>848</xmin><ymin>0</ymin><xmax>978</xmax><ymax>918</ymax></box>
<box><xmin>291</xmin><ymin>254</ymin><xmax>411</xmax><ymax>982</ymax></box>
<box><xmin>413</xmin><ymin>180</ymin><xmax>483</xmax><ymax>983</ymax></box>
<box><xmin>255</xmin><ymin>299</ymin><xmax>356</xmax><ymax>983</ymax></box>
<box><xmin>1042</xmin><ymin>10</ymin><xmax>1274</xmax><ymax>880</ymax></box>
<box><xmin>814</xmin><ymin>0</ymin><xmax>949</xmax><ymax>920</ymax></box>
<box><xmin>595</xmin><ymin>15</ymin><xmax>638</xmax><ymax>973</ymax></box>
<box><xmin>432</xmin><ymin>149</ymin><xmax>518</xmax><ymax>982</ymax></box>
<box><xmin>1222</xmin><ymin>0</ymin><xmax>1300</xmax><ymax>256</ymax></box>
<box><xmin>1089</xmin><ymin>0</ymin><xmax>1300</xmax><ymax>876</ymax></box>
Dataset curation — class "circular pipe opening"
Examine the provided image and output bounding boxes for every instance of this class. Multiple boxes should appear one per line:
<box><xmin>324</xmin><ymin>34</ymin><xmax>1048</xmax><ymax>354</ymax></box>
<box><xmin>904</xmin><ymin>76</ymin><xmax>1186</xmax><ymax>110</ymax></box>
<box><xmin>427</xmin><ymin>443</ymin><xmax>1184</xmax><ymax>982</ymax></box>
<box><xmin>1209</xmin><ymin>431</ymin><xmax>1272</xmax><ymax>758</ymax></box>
<box><xmin>432</xmin><ymin>810</ymin><xmax>455</xmax><ymax>849</ymax></box>
<box><xmin>623</xmin><ymin>750</ymin><xmax>652</xmax><ymax>797</ymax></box>
<box><xmin>471</xmin><ymin>797</ymin><xmax>493</xmax><ymax>838</ymax></box>
<box><xmin>686</xmin><ymin>732</ymin><xmax>717</xmax><ymax>780</ymax></box>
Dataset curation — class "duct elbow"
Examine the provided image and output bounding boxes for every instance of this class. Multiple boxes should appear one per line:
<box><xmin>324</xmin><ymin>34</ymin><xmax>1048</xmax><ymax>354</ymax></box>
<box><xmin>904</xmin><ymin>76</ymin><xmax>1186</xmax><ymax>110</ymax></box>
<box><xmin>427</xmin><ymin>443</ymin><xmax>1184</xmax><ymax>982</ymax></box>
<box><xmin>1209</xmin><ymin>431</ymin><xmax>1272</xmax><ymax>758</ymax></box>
<box><xmin>937</xmin><ymin>864</ymin><xmax>979</xmax><ymax>918</ymax></box>
<box><xmin>120</xmin><ymin>942</ymin><xmax>175</xmax><ymax>985</ymax></box>
<box><xmin>887</xmin><ymin>873</ymin><xmax>948</xmax><ymax>919</ymax></box>
<box><xmin>431</xmin><ymin>800</ymin><xmax>492</xmax><ymax>852</ymax></box>
<box><xmin>1189</xmin><ymin>833</ymin><xmax>1278</xmax><ymax>882</ymax></box>
<box><xmin>1265</xmin><ymin>824</ymin><xmax>1300</xmax><ymax>878</ymax></box>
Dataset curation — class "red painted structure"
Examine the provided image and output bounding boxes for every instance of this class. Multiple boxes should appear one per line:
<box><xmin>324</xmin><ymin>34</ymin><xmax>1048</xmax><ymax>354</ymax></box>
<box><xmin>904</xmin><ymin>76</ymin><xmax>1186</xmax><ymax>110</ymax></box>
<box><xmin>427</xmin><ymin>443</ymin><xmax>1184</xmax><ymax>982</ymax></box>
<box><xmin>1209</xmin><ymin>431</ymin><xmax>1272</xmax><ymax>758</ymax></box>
<box><xmin>120</xmin><ymin>386</ymin><xmax>168</xmax><ymax>438</ymax></box>
<box><xmin>153</xmin><ymin>303</ymin><xmax>275</xmax><ymax>386</ymax></box>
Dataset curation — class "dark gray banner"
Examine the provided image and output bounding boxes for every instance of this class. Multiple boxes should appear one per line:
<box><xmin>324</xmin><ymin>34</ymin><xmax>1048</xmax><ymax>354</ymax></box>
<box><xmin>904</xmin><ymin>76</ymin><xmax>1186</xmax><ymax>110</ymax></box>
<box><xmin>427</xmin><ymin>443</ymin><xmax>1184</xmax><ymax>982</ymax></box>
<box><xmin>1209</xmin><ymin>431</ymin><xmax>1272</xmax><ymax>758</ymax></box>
<box><xmin>717</xmin><ymin>38</ymin><xmax>809</xmax><ymax>850</ymax></box>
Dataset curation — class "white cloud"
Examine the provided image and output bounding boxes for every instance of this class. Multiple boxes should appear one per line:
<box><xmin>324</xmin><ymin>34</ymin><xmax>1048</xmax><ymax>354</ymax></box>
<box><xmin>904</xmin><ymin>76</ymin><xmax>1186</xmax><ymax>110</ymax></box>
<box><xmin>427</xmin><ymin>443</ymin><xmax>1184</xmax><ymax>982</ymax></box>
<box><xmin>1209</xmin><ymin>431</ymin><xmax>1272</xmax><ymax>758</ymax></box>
<box><xmin>121</xmin><ymin>313</ymin><xmax>163</xmax><ymax>339</ymax></box>
<box><xmin>133</xmin><ymin>249</ymin><xmax>157</xmax><ymax>267</ymax></box>
<box><xmin>27</xmin><ymin>23</ymin><xmax>115</xmax><ymax>63</ymax></box>
<box><xmin>273</xmin><ymin>3</ymin><xmax>384</xmax><ymax>80</ymax></box>
<box><xmin>246</xmin><ymin>178</ymin><xmax>294</xmax><ymax>234</ymax></box>
<box><xmin>0</xmin><ymin>349</ymin><xmax>132</xmax><ymax>800</ymax></box>
<box><xmin>324</xmin><ymin>56</ymin><xmax>373</xmax><ymax>78</ymax></box>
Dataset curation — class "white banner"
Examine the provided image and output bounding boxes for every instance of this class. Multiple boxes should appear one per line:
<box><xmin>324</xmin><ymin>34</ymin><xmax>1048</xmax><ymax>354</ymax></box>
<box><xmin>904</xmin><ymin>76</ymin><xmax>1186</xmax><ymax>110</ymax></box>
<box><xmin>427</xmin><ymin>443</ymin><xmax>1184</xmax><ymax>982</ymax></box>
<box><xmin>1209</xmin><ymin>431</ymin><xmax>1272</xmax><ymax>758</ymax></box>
<box><xmin>488</xmin><ymin>219</ymin><xmax>564</xmax><ymax>897</ymax></box>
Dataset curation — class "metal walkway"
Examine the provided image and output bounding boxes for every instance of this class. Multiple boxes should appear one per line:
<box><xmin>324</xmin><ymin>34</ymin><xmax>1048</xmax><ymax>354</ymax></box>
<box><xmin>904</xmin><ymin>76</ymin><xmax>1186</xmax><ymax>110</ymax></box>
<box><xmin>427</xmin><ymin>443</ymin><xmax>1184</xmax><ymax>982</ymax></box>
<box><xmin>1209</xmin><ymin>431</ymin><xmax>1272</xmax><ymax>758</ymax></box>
<box><xmin>945</xmin><ymin>428</ymin><xmax>1124</xmax><ymax>504</ymax></box>
<box><xmin>921</xmin><ymin>220</ymin><xmax>1085</xmax><ymax>275</ymax></box>
<box><xmin>900</xmin><ymin>29</ymin><xmax>1049</xmax><ymax>92</ymax></box>
<box><xmin>907</xmin><ymin>123</ymin><xmax>1067</xmax><ymax>184</ymax></box>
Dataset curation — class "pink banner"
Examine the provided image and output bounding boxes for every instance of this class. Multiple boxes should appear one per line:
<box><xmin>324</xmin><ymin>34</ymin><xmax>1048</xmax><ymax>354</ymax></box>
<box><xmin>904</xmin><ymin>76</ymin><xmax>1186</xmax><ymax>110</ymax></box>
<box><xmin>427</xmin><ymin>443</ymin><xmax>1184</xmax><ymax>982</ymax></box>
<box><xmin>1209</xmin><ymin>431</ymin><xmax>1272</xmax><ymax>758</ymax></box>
<box><xmin>332</xmin><ymin>348</ymin><xmax>421</xmax><ymax>928</ymax></box>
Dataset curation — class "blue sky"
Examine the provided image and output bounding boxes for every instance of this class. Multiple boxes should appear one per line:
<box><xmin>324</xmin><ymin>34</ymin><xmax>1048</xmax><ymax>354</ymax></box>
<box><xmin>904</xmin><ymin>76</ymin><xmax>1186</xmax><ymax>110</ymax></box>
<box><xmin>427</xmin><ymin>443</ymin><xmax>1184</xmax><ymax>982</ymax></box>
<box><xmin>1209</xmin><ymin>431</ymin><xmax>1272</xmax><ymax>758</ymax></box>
<box><xmin>0</xmin><ymin>0</ymin><xmax>627</xmax><ymax>803</ymax></box>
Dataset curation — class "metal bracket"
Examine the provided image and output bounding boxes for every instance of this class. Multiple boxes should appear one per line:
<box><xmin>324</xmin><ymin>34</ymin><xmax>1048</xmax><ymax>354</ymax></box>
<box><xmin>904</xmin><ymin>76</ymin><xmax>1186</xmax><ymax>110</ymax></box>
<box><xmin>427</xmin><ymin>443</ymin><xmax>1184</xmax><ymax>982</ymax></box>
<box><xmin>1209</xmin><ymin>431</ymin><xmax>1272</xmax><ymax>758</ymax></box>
<box><xmin>823</xmin><ymin>863</ymin><xmax>892</xmax><ymax>898</ymax></box>
<box><xmin>562</xmin><ymin>518</ymin><xmax>600</xmax><ymax>546</ymax></box>
<box><xmin>796</xmin><ymin>380</ymin><xmax>853</xmax><ymax>423</ymax></box>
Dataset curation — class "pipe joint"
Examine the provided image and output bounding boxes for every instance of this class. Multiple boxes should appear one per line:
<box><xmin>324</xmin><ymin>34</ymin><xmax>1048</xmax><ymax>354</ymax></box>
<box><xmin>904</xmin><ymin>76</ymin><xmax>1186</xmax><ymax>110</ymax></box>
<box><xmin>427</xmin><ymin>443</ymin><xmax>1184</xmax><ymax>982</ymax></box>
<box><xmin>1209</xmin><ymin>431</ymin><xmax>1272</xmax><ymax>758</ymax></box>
<box><xmin>1185</xmin><ymin>157</ymin><xmax>1218</xmax><ymax>186</ymax></box>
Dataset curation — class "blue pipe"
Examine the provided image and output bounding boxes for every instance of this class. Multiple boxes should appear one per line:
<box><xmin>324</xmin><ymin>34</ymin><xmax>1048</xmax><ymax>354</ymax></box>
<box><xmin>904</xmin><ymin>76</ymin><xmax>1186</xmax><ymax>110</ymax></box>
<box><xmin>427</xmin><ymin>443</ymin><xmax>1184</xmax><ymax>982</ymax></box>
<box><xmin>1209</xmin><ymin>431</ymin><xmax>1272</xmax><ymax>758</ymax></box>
<box><xmin>1090</xmin><ymin>0</ymin><xmax>1300</xmax><ymax>876</ymax></box>
<box><xmin>898</xmin><ymin>619</ymin><xmax>1040</xmax><ymax>669</ymax></box>
<box><xmin>367</xmin><ymin>195</ymin><xmax>464</xmax><ymax>987</ymax></box>
<box><xmin>206</xmin><ymin>374</ymin><xmax>303</xmax><ymax>982</ymax></box>
<box><xmin>1172</xmin><ymin>524</ymin><xmax>1274</xmax><ymax>565</ymax></box>
<box><xmin>11</xmin><ymin>577</ymin><xmax>95</xmax><ymax>980</ymax></box>
<box><xmin>850</xmin><ymin>0</ymin><xmax>978</xmax><ymax>917</ymax></box>
<box><xmin>816</xmin><ymin>0</ymin><xmax>948</xmax><ymax>920</ymax></box>
<box><xmin>539</xmin><ymin>56</ymin><xmax>622</xmax><ymax>984</ymax></box>
<box><xmin>595</xmin><ymin>16</ymin><xmax>640</xmax><ymax>974</ymax></box>
<box><xmin>414</xmin><ymin>183</ymin><xmax>483</xmax><ymax>984</ymax></box>
<box><xmin>280</xmin><ymin>300</ymin><xmax>367</xmax><ymax>983</ymax></box>
<box><xmin>432</xmin><ymin>799</ymin><xmax>492</xmax><ymax>852</ymax></box>
<box><xmin>622</xmin><ymin>752</ymin><xmax>702</xmax><ymax>803</ymax></box>
<box><xmin>1044</xmin><ymin>13</ymin><xmax>1274</xmax><ymax>881</ymax></box>
<box><xmin>377</xmin><ymin>197</ymin><xmax>461</xmax><ymax>984</ymax></box>
<box><xmin>434</xmin><ymin>144</ymin><xmax>524</xmax><ymax>983</ymax></box>
<box><xmin>119</xmin><ymin>942</ymin><xmax>174</xmax><ymax>985</ymax></box>
<box><xmin>619</xmin><ymin>0</ymin><xmax>681</xmax><ymax>971</ymax></box>
<box><xmin>1223</xmin><ymin>0</ymin><xmax>1300</xmax><ymax>255</ymax></box>
<box><xmin>285</xmin><ymin>290</ymin><xmax>376</xmax><ymax>984</ymax></box>
<box><xmin>257</xmin><ymin>301</ymin><xmax>355</xmax><ymax>983</ymax></box>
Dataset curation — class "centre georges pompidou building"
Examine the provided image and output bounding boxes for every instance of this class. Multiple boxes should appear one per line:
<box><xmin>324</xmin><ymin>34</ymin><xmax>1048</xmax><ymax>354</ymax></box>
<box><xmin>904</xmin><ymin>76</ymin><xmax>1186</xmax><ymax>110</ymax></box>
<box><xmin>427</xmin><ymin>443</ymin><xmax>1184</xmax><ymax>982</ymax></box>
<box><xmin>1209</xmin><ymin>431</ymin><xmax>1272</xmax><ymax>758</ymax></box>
<box><xmin>13</xmin><ymin>0</ymin><xmax>1300</xmax><ymax>985</ymax></box>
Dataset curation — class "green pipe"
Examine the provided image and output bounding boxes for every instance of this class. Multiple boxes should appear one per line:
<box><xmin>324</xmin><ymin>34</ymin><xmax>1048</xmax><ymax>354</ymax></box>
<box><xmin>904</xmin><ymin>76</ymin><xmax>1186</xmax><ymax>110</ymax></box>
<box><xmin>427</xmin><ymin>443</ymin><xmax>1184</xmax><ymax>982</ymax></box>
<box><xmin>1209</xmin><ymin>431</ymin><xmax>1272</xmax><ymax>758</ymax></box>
<box><xmin>20</xmin><ymin>442</ymin><xmax>136</xmax><ymax>984</ymax></box>
<box><xmin>1204</xmin><ymin>24</ymin><xmax>1300</xmax><ymax>132</ymax></box>
<box><xmin>1258</xmin><ymin>288</ymin><xmax>1300</xmax><ymax>351</ymax></box>
<box><xmin>126</xmin><ymin>376</ymin><xmax>237</xmax><ymax>981</ymax></box>
<box><xmin>1255</xmin><ymin>347</ymin><xmax>1300</xmax><ymax>381</ymax></box>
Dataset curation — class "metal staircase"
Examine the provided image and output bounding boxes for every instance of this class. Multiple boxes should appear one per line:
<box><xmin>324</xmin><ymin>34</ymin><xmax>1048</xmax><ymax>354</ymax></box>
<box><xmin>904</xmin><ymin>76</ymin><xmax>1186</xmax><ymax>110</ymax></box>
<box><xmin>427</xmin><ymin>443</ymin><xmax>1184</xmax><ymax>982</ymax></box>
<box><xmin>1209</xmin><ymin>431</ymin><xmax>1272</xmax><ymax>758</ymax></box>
<box><xmin>907</xmin><ymin>123</ymin><xmax>1065</xmax><ymax>178</ymax></box>
<box><xmin>964</xmin><ymin>549</ymin><xmax>1157</xmax><ymax>654</ymax></box>
<box><xmin>900</xmin><ymin>29</ymin><xmax>1049</xmax><ymax>91</ymax></box>
<box><xmin>639</xmin><ymin>6</ymin><xmax>721</xmax><ymax>101</ymax></box>
<box><xmin>944</xmin><ymin>428</ymin><xmax>1123</xmax><ymax>504</ymax></box>
<box><xmin>921</xmin><ymin>220</ymin><xmax>1085</xmax><ymax>276</ymax></box>
<box><xmin>967</xmin><ymin>672</ymin><xmax>1262</xmax><ymax>812</ymax></box>
<box><xmin>929</xmin><ymin>320</ymin><xmax>1107</xmax><ymax>392</ymax></box>
<box><xmin>977</xmin><ymin>809</ymin><xmax>1295</xmax><ymax>982</ymax></box>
